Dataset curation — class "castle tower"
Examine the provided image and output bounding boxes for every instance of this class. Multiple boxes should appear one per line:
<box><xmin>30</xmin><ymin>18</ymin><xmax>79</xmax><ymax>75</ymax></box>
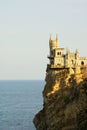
<box><xmin>49</xmin><ymin>34</ymin><xmax>58</xmax><ymax>50</ymax></box>
<box><xmin>47</xmin><ymin>34</ymin><xmax>65</xmax><ymax>70</ymax></box>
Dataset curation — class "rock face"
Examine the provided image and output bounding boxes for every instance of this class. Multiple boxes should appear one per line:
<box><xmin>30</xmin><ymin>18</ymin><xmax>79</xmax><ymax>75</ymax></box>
<box><xmin>33</xmin><ymin>67</ymin><xmax>87</xmax><ymax>130</ymax></box>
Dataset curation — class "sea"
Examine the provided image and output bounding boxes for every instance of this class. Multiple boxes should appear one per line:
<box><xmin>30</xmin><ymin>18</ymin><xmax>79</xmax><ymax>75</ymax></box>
<box><xmin>0</xmin><ymin>80</ymin><xmax>45</xmax><ymax>130</ymax></box>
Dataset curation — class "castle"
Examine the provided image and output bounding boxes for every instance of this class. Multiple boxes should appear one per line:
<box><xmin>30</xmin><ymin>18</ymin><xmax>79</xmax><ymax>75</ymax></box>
<box><xmin>47</xmin><ymin>34</ymin><xmax>87</xmax><ymax>71</ymax></box>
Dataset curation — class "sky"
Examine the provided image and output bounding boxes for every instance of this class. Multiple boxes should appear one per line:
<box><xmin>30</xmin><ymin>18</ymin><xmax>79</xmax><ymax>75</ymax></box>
<box><xmin>0</xmin><ymin>0</ymin><xmax>87</xmax><ymax>80</ymax></box>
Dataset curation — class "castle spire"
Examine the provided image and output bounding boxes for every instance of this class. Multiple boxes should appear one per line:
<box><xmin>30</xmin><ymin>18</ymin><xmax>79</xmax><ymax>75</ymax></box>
<box><xmin>76</xmin><ymin>49</ymin><xmax>78</xmax><ymax>54</ymax></box>
<box><xmin>49</xmin><ymin>34</ymin><xmax>58</xmax><ymax>50</ymax></box>
<box><xmin>49</xmin><ymin>34</ymin><xmax>52</xmax><ymax>41</ymax></box>
<box><xmin>56</xmin><ymin>34</ymin><xmax>58</xmax><ymax>47</ymax></box>
<box><xmin>56</xmin><ymin>34</ymin><xmax>58</xmax><ymax>40</ymax></box>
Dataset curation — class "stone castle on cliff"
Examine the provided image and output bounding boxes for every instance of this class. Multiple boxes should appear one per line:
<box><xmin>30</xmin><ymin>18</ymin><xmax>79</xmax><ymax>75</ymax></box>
<box><xmin>47</xmin><ymin>35</ymin><xmax>87</xmax><ymax>71</ymax></box>
<box><xmin>33</xmin><ymin>35</ymin><xmax>87</xmax><ymax>130</ymax></box>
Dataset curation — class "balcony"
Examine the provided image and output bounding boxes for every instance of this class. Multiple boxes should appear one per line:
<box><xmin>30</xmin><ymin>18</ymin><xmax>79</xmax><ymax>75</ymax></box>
<box><xmin>47</xmin><ymin>64</ymin><xmax>65</xmax><ymax>69</ymax></box>
<box><xmin>47</xmin><ymin>55</ymin><xmax>54</xmax><ymax>59</ymax></box>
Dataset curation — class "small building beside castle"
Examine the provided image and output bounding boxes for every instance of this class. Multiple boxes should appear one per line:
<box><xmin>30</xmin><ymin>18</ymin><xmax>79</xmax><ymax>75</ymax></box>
<box><xmin>47</xmin><ymin>35</ymin><xmax>87</xmax><ymax>70</ymax></box>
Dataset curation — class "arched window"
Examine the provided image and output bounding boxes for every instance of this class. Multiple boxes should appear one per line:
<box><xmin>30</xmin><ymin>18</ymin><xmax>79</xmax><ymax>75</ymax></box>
<box><xmin>57</xmin><ymin>52</ymin><xmax>61</xmax><ymax>55</ymax></box>
<box><xmin>60</xmin><ymin>52</ymin><xmax>61</xmax><ymax>55</ymax></box>
<box><xmin>57</xmin><ymin>52</ymin><xmax>60</xmax><ymax>55</ymax></box>
<box><xmin>71</xmin><ymin>60</ymin><xmax>74</xmax><ymax>64</ymax></box>
<box><xmin>81</xmin><ymin>61</ymin><xmax>84</xmax><ymax>66</ymax></box>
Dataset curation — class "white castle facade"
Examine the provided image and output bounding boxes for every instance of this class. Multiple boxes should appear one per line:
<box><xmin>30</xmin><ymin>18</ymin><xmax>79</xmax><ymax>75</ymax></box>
<box><xmin>48</xmin><ymin>35</ymin><xmax>87</xmax><ymax>70</ymax></box>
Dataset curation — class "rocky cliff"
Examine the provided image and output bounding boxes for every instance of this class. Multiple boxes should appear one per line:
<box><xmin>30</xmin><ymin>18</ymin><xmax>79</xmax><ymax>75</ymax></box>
<box><xmin>33</xmin><ymin>67</ymin><xmax>87</xmax><ymax>130</ymax></box>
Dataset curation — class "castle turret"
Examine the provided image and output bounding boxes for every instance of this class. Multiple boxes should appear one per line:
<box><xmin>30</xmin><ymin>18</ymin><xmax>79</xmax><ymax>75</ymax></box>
<box><xmin>56</xmin><ymin>34</ymin><xmax>58</xmax><ymax>46</ymax></box>
<box><xmin>75</xmin><ymin>49</ymin><xmax>80</xmax><ymax>59</ymax></box>
<box><xmin>49</xmin><ymin>34</ymin><xmax>58</xmax><ymax>50</ymax></box>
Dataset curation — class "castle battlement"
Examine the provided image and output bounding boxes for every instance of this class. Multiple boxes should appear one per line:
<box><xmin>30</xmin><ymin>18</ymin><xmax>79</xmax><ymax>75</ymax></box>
<box><xmin>47</xmin><ymin>35</ymin><xmax>87</xmax><ymax>72</ymax></box>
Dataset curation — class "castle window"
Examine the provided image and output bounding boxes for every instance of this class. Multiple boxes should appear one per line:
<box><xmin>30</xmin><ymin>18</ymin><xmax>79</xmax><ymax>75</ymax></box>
<box><xmin>57</xmin><ymin>52</ymin><xmax>60</xmax><ymax>55</ymax></box>
<box><xmin>81</xmin><ymin>61</ymin><xmax>84</xmax><ymax>66</ymax></box>
<box><xmin>71</xmin><ymin>60</ymin><xmax>74</xmax><ymax>64</ymax></box>
<box><xmin>57</xmin><ymin>52</ymin><xmax>61</xmax><ymax>55</ymax></box>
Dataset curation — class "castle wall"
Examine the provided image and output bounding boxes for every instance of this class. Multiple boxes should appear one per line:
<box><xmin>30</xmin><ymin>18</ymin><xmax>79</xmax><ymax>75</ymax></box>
<box><xmin>79</xmin><ymin>58</ymin><xmax>87</xmax><ymax>66</ymax></box>
<box><xmin>48</xmin><ymin>35</ymin><xmax>87</xmax><ymax>69</ymax></box>
<box><xmin>54</xmin><ymin>57</ymin><xmax>64</xmax><ymax>66</ymax></box>
<box><xmin>55</xmin><ymin>48</ymin><xmax>64</xmax><ymax>57</ymax></box>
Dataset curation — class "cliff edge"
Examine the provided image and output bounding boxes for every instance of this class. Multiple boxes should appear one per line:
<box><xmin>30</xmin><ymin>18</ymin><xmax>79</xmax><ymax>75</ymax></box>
<box><xmin>33</xmin><ymin>35</ymin><xmax>87</xmax><ymax>130</ymax></box>
<box><xmin>33</xmin><ymin>67</ymin><xmax>87</xmax><ymax>130</ymax></box>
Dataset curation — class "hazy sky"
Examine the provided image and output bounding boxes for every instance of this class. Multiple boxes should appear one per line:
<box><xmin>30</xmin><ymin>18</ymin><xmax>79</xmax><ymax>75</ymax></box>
<box><xmin>0</xmin><ymin>0</ymin><xmax>87</xmax><ymax>80</ymax></box>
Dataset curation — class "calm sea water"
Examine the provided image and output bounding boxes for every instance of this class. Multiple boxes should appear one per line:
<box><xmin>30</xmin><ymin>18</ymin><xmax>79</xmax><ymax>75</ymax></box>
<box><xmin>0</xmin><ymin>80</ymin><xmax>44</xmax><ymax>130</ymax></box>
